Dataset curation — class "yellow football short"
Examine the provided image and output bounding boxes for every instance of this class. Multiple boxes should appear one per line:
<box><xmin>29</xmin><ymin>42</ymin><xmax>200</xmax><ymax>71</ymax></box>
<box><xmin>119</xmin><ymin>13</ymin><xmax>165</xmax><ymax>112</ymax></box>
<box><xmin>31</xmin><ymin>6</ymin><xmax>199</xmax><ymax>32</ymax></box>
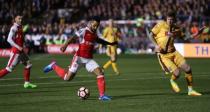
<box><xmin>157</xmin><ymin>51</ymin><xmax>186</xmax><ymax>73</ymax></box>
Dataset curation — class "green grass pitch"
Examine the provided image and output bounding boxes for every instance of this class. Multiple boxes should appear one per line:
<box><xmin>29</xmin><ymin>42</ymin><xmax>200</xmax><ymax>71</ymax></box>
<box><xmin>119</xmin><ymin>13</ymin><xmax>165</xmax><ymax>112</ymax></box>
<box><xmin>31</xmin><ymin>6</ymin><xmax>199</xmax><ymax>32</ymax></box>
<box><xmin>0</xmin><ymin>54</ymin><xmax>209</xmax><ymax>112</ymax></box>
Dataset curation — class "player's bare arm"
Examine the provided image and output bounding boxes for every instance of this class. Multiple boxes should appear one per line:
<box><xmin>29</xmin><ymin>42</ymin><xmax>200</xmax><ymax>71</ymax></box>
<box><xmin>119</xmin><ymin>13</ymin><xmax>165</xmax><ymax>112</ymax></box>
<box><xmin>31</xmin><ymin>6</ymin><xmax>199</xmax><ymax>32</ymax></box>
<box><xmin>191</xmin><ymin>26</ymin><xmax>207</xmax><ymax>38</ymax></box>
<box><xmin>173</xmin><ymin>26</ymin><xmax>206</xmax><ymax>40</ymax></box>
<box><xmin>60</xmin><ymin>36</ymin><xmax>77</xmax><ymax>52</ymax></box>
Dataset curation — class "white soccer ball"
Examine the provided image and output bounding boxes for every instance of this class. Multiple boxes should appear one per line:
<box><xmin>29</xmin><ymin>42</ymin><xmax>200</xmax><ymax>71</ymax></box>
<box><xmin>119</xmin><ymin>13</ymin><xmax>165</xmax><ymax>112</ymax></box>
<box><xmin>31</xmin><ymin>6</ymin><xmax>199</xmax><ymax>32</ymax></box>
<box><xmin>77</xmin><ymin>87</ymin><xmax>90</xmax><ymax>100</ymax></box>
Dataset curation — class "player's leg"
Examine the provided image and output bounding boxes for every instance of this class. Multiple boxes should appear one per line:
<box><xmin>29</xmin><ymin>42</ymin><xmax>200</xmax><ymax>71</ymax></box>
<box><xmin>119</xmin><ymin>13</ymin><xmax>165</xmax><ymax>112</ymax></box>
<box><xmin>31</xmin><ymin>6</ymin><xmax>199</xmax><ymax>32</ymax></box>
<box><xmin>110</xmin><ymin>46</ymin><xmax>120</xmax><ymax>75</ymax></box>
<box><xmin>181</xmin><ymin>64</ymin><xmax>201</xmax><ymax>96</ymax></box>
<box><xmin>43</xmin><ymin>55</ymin><xmax>78</xmax><ymax>81</ymax></box>
<box><xmin>103</xmin><ymin>46</ymin><xmax>112</xmax><ymax>69</ymax></box>
<box><xmin>175</xmin><ymin>52</ymin><xmax>202</xmax><ymax>96</ymax></box>
<box><xmin>20</xmin><ymin>53</ymin><xmax>37</xmax><ymax>88</ymax></box>
<box><xmin>62</xmin><ymin>61</ymin><xmax>80</xmax><ymax>81</ymax></box>
<box><xmin>0</xmin><ymin>68</ymin><xmax>10</xmax><ymax>78</ymax></box>
<box><xmin>86</xmin><ymin>60</ymin><xmax>111</xmax><ymax>101</ymax></box>
<box><xmin>160</xmin><ymin>54</ymin><xmax>181</xmax><ymax>93</ymax></box>
<box><xmin>170</xmin><ymin>68</ymin><xmax>181</xmax><ymax>93</ymax></box>
<box><xmin>157</xmin><ymin>53</ymin><xmax>170</xmax><ymax>75</ymax></box>
<box><xmin>0</xmin><ymin>52</ymin><xmax>19</xmax><ymax>78</ymax></box>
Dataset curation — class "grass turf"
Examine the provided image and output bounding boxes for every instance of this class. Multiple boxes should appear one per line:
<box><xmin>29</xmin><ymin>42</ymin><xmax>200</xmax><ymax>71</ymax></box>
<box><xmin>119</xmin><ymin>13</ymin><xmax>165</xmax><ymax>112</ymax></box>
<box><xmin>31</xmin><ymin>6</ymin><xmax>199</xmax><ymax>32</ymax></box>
<box><xmin>0</xmin><ymin>54</ymin><xmax>209</xmax><ymax>112</ymax></box>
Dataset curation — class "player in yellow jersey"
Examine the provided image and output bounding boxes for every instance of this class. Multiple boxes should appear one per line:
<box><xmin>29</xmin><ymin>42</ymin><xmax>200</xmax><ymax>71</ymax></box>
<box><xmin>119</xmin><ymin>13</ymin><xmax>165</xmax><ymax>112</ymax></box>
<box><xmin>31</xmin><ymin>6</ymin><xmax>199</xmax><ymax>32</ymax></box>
<box><xmin>102</xmin><ymin>19</ymin><xmax>120</xmax><ymax>75</ymax></box>
<box><xmin>149</xmin><ymin>11</ymin><xmax>205</xmax><ymax>96</ymax></box>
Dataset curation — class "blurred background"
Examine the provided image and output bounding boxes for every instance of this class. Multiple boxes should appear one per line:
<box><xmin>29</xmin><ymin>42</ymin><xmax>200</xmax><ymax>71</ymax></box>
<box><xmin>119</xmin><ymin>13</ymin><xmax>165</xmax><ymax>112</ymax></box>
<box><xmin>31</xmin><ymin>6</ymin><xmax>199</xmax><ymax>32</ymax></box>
<box><xmin>0</xmin><ymin>0</ymin><xmax>210</xmax><ymax>55</ymax></box>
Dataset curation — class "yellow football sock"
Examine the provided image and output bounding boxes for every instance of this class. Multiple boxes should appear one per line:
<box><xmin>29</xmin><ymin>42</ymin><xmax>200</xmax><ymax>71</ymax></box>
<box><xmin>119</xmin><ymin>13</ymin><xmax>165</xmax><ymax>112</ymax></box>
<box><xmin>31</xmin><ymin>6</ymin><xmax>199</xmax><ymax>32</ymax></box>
<box><xmin>185</xmin><ymin>73</ymin><xmax>193</xmax><ymax>87</ymax></box>
<box><xmin>111</xmin><ymin>62</ymin><xmax>119</xmax><ymax>74</ymax></box>
<box><xmin>103</xmin><ymin>60</ymin><xmax>112</xmax><ymax>69</ymax></box>
<box><xmin>170</xmin><ymin>74</ymin><xmax>180</xmax><ymax>92</ymax></box>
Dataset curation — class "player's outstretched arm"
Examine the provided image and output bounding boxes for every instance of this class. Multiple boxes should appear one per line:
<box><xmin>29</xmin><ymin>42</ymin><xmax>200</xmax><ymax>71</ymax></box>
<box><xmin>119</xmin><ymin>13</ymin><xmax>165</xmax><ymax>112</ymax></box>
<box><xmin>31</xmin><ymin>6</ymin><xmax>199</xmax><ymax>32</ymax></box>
<box><xmin>191</xmin><ymin>26</ymin><xmax>206</xmax><ymax>38</ymax></box>
<box><xmin>60</xmin><ymin>36</ymin><xmax>76</xmax><ymax>52</ymax></box>
<box><xmin>96</xmin><ymin>29</ymin><xmax>117</xmax><ymax>46</ymax></box>
<box><xmin>96</xmin><ymin>38</ymin><xmax>117</xmax><ymax>46</ymax></box>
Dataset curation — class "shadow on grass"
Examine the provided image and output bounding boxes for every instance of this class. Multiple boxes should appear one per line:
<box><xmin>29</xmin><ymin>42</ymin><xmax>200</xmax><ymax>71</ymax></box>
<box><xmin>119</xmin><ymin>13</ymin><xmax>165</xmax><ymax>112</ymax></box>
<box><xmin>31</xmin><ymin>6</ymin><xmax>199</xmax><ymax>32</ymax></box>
<box><xmin>112</xmin><ymin>90</ymin><xmax>210</xmax><ymax>100</ymax></box>
<box><xmin>112</xmin><ymin>92</ymin><xmax>188</xmax><ymax>100</ymax></box>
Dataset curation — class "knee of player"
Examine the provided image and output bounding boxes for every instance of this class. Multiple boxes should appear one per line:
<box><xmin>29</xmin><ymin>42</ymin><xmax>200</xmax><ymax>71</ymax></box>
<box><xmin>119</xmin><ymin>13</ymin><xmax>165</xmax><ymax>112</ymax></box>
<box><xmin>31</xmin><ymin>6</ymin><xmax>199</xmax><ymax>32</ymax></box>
<box><xmin>99</xmin><ymin>71</ymin><xmax>104</xmax><ymax>76</ymax></box>
<box><xmin>64</xmin><ymin>78</ymin><xmax>72</xmax><ymax>81</ymax></box>
<box><xmin>181</xmin><ymin>63</ymin><xmax>191</xmax><ymax>72</ymax></box>
<box><xmin>98</xmin><ymin>68</ymin><xmax>104</xmax><ymax>74</ymax></box>
<box><xmin>111</xmin><ymin>57</ymin><xmax>117</xmax><ymax>62</ymax></box>
<box><xmin>110</xmin><ymin>60</ymin><xmax>115</xmax><ymax>63</ymax></box>
<box><xmin>6</xmin><ymin>67</ymin><xmax>13</xmax><ymax>72</ymax></box>
<box><xmin>95</xmin><ymin>71</ymin><xmax>104</xmax><ymax>76</ymax></box>
<box><xmin>64</xmin><ymin>75</ymin><xmax>71</xmax><ymax>81</ymax></box>
<box><xmin>173</xmin><ymin>69</ymin><xmax>180</xmax><ymax>77</ymax></box>
<box><xmin>64</xmin><ymin>73</ymin><xmax>75</xmax><ymax>81</ymax></box>
<box><xmin>185</xmin><ymin>65</ymin><xmax>191</xmax><ymax>73</ymax></box>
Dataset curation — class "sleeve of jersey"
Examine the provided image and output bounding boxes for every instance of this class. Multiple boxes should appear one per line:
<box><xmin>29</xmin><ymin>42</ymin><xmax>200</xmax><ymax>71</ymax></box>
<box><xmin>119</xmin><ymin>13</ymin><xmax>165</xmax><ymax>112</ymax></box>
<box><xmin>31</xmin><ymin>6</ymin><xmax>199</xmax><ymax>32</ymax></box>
<box><xmin>151</xmin><ymin>21</ymin><xmax>163</xmax><ymax>35</ymax></box>
<box><xmin>7</xmin><ymin>27</ymin><xmax>22</xmax><ymax>50</ymax></box>
<box><xmin>75</xmin><ymin>28</ymin><xmax>85</xmax><ymax>38</ymax></box>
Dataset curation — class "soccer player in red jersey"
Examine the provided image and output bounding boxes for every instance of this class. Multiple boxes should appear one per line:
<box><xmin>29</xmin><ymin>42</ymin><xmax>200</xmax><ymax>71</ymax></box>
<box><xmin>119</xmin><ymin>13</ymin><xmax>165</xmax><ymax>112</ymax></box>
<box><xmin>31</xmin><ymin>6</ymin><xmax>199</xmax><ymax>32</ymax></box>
<box><xmin>43</xmin><ymin>17</ymin><xmax>116</xmax><ymax>101</ymax></box>
<box><xmin>0</xmin><ymin>15</ymin><xmax>37</xmax><ymax>88</ymax></box>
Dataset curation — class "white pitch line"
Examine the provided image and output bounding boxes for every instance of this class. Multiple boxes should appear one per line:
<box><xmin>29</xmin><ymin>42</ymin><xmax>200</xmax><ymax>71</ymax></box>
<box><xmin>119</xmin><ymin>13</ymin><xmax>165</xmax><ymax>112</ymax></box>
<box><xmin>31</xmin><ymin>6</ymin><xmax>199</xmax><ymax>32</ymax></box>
<box><xmin>0</xmin><ymin>74</ymin><xmax>209</xmax><ymax>87</ymax></box>
<box><xmin>1</xmin><ymin>72</ymin><xmax>162</xmax><ymax>81</ymax></box>
<box><xmin>0</xmin><ymin>72</ymin><xmax>209</xmax><ymax>81</ymax></box>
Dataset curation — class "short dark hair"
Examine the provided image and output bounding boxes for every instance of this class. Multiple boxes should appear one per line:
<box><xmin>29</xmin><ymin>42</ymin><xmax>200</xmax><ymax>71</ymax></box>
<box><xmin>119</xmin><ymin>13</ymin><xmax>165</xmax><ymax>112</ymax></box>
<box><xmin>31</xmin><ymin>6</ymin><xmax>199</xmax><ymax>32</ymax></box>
<box><xmin>12</xmin><ymin>14</ymin><xmax>22</xmax><ymax>23</ymax></box>
<box><xmin>13</xmin><ymin>14</ymin><xmax>22</xmax><ymax>18</ymax></box>
<box><xmin>91</xmin><ymin>16</ymin><xmax>100</xmax><ymax>23</ymax></box>
<box><xmin>167</xmin><ymin>11</ymin><xmax>176</xmax><ymax>18</ymax></box>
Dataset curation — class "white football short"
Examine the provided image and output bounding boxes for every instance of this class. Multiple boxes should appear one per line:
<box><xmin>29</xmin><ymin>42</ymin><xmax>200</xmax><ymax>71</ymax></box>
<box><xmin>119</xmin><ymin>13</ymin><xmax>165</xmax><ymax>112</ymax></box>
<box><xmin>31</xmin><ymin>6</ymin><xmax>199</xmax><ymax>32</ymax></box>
<box><xmin>6</xmin><ymin>52</ymin><xmax>31</xmax><ymax>72</ymax></box>
<box><xmin>69</xmin><ymin>55</ymin><xmax>99</xmax><ymax>73</ymax></box>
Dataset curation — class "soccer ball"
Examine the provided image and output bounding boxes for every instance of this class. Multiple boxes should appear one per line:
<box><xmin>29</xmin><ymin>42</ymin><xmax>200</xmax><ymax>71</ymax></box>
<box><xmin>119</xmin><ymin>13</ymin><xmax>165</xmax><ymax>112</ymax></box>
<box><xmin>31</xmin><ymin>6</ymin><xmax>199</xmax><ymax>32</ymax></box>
<box><xmin>77</xmin><ymin>87</ymin><xmax>90</xmax><ymax>100</ymax></box>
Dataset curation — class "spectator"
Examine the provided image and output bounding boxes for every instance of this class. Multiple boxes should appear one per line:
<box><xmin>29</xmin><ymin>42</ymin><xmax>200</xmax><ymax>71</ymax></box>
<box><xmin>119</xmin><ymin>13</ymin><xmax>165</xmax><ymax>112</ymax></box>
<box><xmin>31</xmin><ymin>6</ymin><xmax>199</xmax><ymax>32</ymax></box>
<box><xmin>0</xmin><ymin>0</ymin><xmax>210</xmax><ymax>53</ymax></box>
